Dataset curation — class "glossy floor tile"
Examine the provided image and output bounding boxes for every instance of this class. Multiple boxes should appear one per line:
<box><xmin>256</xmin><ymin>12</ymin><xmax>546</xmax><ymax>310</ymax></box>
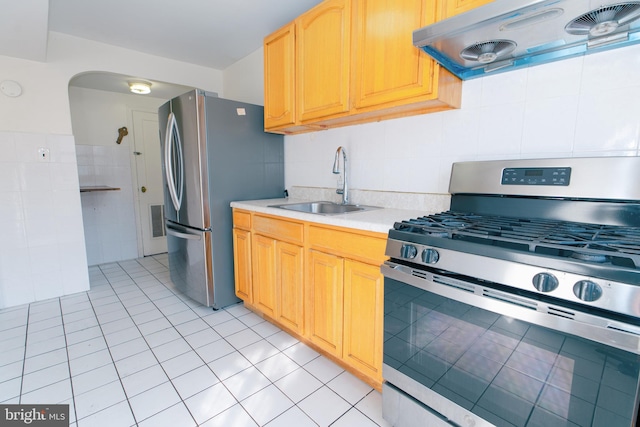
<box><xmin>0</xmin><ymin>254</ymin><xmax>390</xmax><ymax>427</ymax></box>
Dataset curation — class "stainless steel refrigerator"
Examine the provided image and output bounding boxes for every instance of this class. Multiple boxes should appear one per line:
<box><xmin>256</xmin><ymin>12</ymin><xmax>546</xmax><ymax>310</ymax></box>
<box><xmin>158</xmin><ymin>89</ymin><xmax>284</xmax><ymax>309</ymax></box>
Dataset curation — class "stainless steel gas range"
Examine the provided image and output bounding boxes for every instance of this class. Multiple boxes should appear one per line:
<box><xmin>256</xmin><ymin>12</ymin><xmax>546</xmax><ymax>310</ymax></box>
<box><xmin>381</xmin><ymin>157</ymin><xmax>640</xmax><ymax>427</ymax></box>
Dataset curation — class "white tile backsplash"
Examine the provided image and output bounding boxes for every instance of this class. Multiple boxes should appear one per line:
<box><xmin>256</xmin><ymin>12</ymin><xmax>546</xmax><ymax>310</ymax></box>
<box><xmin>526</xmin><ymin>56</ymin><xmax>583</xmax><ymax>100</ymax></box>
<box><xmin>285</xmin><ymin>43</ymin><xmax>640</xmax><ymax>198</ymax></box>
<box><xmin>0</xmin><ymin>131</ymin><xmax>89</xmax><ymax>309</ymax></box>
<box><xmin>574</xmin><ymin>87</ymin><xmax>640</xmax><ymax>152</ymax></box>
<box><xmin>0</xmin><ymin>132</ymin><xmax>17</xmax><ymax>161</ymax></box>
<box><xmin>13</xmin><ymin>132</ymin><xmax>48</xmax><ymax>163</ymax></box>
<box><xmin>0</xmin><ymin>164</ymin><xmax>21</xmax><ymax>193</ymax></box>
<box><xmin>480</xmin><ymin>68</ymin><xmax>528</xmax><ymax>106</ymax></box>
<box><xmin>580</xmin><ymin>46</ymin><xmax>640</xmax><ymax>94</ymax></box>
<box><xmin>521</xmin><ymin>96</ymin><xmax>579</xmax><ymax>155</ymax></box>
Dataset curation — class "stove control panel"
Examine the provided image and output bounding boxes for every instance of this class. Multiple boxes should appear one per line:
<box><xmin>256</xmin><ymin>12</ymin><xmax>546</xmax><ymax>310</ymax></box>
<box><xmin>385</xmin><ymin>238</ymin><xmax>638</xmax><ymax>317</ymax></box>
<box><xmin>398</xmin><ymin>244</ymin><xmax>440</xmax><ymax>264</ymax></box>
<box><xmin>502</xmin><ymin>167</ymin><xmax>571</xmax><ymax>186</ymax></box>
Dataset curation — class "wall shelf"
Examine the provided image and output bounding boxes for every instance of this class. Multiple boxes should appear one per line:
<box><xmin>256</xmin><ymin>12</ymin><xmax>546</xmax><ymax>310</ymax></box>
<box><xmin>80</xmin><ymin>186</ymin><xmax>121</xmax><ymax>193</ymax></box>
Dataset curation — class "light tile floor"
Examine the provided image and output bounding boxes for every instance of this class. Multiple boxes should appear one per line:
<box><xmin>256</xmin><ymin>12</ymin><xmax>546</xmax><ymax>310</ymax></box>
<box><xmin>0</xmin><ymin>254</ymin><xmax>391</xmax><ymax>427</ymax></box>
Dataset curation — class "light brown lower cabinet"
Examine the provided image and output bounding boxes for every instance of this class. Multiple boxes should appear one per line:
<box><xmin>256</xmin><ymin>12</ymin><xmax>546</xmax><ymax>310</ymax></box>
<box><xmin>306</xmin><ymin>250</ymin><xmax>344</xmax><ymax>357</ymax></box>
<box><xmin>250</xmin><ymin>220</ymin><xmax>304</xmax><ymax>336</ymax></box>
<box><xmin>252</xmin><ymin>234</ymin><xmax>278</xmax><ymax>318</ymax></box>
<box><xmin>232</xmin><ymin>228</ymin><xmax>252</xmax><ymax>302</ymax></box>
<box><xmin>342</xmin><ymin>259</ymin><xmax>383</xmax><ymax>382</ymax></box>
<box><xmin>274</xmin><ymin>240</ymin><xmax>304</xmax><ymax>333</ymax></box>
<box><xmin>231</xmin><ymin>208</ymin><xmax>386</xmax><ymax>388</ymax></box>
<box><xmin>306</xmin><ymin>251</ymin><xmax>384</xmax><ymax>383</ymax></box>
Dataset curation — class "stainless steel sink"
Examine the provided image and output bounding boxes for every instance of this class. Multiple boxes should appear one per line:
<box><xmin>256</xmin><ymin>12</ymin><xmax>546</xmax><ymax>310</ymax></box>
<box><xmin>269</xmin><ymin>201</ymin><xmax>379</xmax><ymax>215</ymax></box>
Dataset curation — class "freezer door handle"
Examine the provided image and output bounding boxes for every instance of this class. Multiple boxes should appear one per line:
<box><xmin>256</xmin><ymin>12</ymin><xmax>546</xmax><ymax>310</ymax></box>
<box><xmin>166</xmin><ymin>224</ymin><xmax>202</xmax><ymax>241</ymax></box>
<box><xmin>164</xmin><ymin>112</ymin><xmax>184</xmax><ymax>213</ymax></box>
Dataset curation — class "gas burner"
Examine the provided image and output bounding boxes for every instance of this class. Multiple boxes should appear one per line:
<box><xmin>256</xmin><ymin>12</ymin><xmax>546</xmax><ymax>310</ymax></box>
<box><xmin>394</xmin><ymin>211</ymin><xmax>640</xmax><ymax>269</ymax></box>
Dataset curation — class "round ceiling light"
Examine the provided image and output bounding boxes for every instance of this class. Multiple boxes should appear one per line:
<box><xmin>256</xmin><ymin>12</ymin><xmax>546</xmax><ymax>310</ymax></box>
<box><xmin>129</xmin><ymin>82</ymin><xmax>152</xmax><ymax>94</ymax></box>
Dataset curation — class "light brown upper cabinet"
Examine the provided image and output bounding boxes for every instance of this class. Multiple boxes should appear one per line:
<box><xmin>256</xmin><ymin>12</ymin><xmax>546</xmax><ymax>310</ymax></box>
<box><xmin>297</xmin><ymin>0</ymin><xmax>351</xmax><ymax>123</ymax></box>
<box><xmin>352</xmin><ymin>0</ymin><xmax>440</xmax><ymax>110</ymax></box>
<box><xmin>263</xmin><ymin>0</ymin><xmax>462</xmax><ymax>134</ymax></box>
<box><xmin>264</xmin><ymin>23</ymin><xmax>296</xmax><ymax>130</ymax></box>
<box><xmin>439</xmin><ymin>0</ymin><xmax>494</xmax><ymax>18</ymax></box>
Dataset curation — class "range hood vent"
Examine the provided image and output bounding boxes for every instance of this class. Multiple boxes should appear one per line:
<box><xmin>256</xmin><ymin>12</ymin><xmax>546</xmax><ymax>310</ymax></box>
<box><xmin>413</xmin><ymin>0</ymin><xmax>640</xmax><ymax>80</ymax></box>
<box><xmin>565</xmin><ymin>3</ymin><xmax>640</xmax><ymax>36</ymax></box>
<box><xmin>460</xmin><ymin>40</ymin><xmax>516</xmax><ymax>63</ymax></box>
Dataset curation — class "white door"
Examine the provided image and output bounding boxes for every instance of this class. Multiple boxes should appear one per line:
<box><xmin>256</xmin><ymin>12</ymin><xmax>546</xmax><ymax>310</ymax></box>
<box><xmin>133</xmin><ymin>110</ymin><xmax>167</xmax><ymax>256</ymax></box>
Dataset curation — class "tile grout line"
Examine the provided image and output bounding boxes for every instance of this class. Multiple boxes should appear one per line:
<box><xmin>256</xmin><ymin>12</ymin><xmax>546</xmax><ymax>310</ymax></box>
<box><xmin>17</xmin><ymin>304</ymin><xmax>30</xmax><ymax>404</ymax></box>
<box><xmin>69</xmin><ymin>264</ymin><xmax>137</xmax><ymax>426</ymax></box>
<box><xmin>57</xmin><ymin>297</ymin><xmax>80</xmax><ymax>425</ymax></box>
<box><xmin>80</xmin><ymin>265</ymin><xmax>132</xmax><ymax>426</ymax></box>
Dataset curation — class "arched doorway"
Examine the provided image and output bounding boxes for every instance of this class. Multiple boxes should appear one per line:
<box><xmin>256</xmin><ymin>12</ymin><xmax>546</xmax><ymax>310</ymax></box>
<box><xmin>69</xmin><ymin>71</ymin><xmax>192</xmax><ymax>265</ymax></box>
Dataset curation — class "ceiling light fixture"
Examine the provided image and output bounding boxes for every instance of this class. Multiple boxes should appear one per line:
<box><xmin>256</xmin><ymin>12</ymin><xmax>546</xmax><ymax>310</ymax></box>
<box><xmin>129</xmin><ymin>82</ymin><xmax>151</xmax><ymax>94</ymax></box>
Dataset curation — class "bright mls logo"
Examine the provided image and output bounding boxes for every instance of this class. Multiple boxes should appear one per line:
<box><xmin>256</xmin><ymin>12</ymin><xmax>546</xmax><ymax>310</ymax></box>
<box><xmin>0</xmin><ymin>405</ymin><xmax>68</xmax><ymax>427</ymax></box>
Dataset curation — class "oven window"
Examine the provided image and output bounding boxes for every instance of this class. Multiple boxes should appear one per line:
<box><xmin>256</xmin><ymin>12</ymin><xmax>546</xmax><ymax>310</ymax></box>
<box><xmin>384</xmin><ymin>278</ymin><xmax>640</xmax><ymax>427</ymax></box>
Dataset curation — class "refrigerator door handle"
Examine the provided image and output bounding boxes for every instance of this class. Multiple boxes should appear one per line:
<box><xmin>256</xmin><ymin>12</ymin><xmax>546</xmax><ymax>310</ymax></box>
<box><xmin>164</xmin><ymin>112</ymin><xmax>184</xmax><ymax>212</ymax></box>
<box><xmin>165</xmin><ymin>223</ymin><xmax>202</xmax><ymax>241</ymax></box>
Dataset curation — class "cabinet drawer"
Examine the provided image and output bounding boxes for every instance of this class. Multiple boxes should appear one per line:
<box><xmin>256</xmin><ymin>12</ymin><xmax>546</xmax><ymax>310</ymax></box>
<box><xmin>233</xmin><ymin>210</ymin><xmax>252</xmax><ymax>230</ymax></box>
<box><xmin>254</xmin><ymin>215</ymin><xmax>304</xmax><ymax>245</ymax></box>
<box><xmin>308</xmin><ymin>226</ymin><xmax>387</xmax><ymax>265</ymax></box>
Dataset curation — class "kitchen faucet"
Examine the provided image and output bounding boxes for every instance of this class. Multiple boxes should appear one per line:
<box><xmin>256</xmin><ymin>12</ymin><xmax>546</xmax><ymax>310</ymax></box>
<box><xmin>332</xmin><ymin>146</ymin><xmax>348</xmax><ymax>204</ymax></box>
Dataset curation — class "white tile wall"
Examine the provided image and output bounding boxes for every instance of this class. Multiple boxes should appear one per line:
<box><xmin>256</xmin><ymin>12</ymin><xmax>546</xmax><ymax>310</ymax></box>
<box><xmin>76</xmin><ymin>144</ymin><xmax>138</xmax><ymax>266</ymax></box>
<box><xmin>0</xmin><ymin>131</ymin><xmax>89</xmax><ymax>309</ymax></box>
<box><xmin>285</xmin><ymin>44</ymin><xmax>640</xmax><ymax>202</ymax></box>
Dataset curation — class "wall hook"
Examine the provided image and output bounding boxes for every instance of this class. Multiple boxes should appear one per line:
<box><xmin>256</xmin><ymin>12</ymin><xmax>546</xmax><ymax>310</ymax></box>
<box><xmin>116</xmin><ymin>127</ymin><xmax>128</xmax><ymax>144</ymax></box>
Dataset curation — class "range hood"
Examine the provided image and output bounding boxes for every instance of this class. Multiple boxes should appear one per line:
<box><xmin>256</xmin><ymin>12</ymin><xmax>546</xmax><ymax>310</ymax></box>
<box><xmin>413</xmin><ymin>0</ymin><xmax>640</xmax><ymax>79</ymax></box>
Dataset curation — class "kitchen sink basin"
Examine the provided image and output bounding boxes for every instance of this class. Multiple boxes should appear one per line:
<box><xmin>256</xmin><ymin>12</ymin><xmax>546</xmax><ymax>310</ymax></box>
<box><xmin>269</xmin><ymin>201</ymin><xmax>379</xmax><ymax>215</ymax></box>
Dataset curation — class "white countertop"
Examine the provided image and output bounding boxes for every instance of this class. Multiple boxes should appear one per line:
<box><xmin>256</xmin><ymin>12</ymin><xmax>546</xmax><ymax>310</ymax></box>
<box><xmin>230</xmin><ymin>198</ymin><xmax>428</xmax><ymax>234</ymax></box>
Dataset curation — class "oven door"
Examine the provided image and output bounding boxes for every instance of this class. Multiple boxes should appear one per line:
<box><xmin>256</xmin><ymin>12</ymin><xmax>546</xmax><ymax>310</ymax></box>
<box><xmin>381</xmin><ymin>261</ymin><xmax>640</xmax><ymax>427</ymax></box>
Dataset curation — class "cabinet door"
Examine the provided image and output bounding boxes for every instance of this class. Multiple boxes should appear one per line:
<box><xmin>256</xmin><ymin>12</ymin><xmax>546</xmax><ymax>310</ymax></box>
<box><xmin>264</xmin><ymin>22</ymin><xmax>296</xmax><ymax>129</ymax></box>
<box><xmin>297</xmin><ymin>0</ymin><xmax>351</xmax><ymax>122</ymax></box>
<box><xmin>232</xmin><ymin>228</ymin><xmax>252</xmax><ymax>302</ymax></box>
<box><xmin>441</xmin><ymin>0</ymin><xmax>494</xmax><ymax>18</ymax></box>
<box><xmin>252</xmin><ymin>234</ymin><xmax>277</xmax><ymax>317</ymax></box>
<box><xmin>307</xmin><ymin>250</ymin><xmax>344</xmax><ymax>357</ymax></box>
<box><xmin>276</xmin><ymin>241</ymin><xmax>304</xmax><ymax>334</ymax></box>
<box><xmin>353</xmin><ymin>0</ymin><xmax>437</xmax><ymax>109</ymax></box>
<box><xmin>343</xmin><ymin>259</ymin><xmax>384</xmax><ymax>382</ymax></box>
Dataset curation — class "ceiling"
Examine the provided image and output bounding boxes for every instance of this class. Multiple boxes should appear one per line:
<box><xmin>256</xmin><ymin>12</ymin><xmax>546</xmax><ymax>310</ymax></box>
<box><xmin>2</xmin><ymin>0</ymin><xmax>322</xmax><ymax>98</ymax></box>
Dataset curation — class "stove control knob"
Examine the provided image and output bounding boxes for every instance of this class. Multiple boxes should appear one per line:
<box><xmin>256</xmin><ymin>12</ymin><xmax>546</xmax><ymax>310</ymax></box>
<box><xmin>532</xmin><ymin>273</ymin><xmax>558</xmax><ymax>293</ymax></box>
<box><xmin>400</xmin><ymin>244</ymin><xmax>417</xmax><ymax>259</ymax></box>
<box><xmin>573</xmin><ymin>280</ymin><xmax>602</xmax><ymax>302</ymax></box>
<box><xmin>421</xmin><ymin>248</ymin><xmax>440</xmax><ymax>264</ymax></box>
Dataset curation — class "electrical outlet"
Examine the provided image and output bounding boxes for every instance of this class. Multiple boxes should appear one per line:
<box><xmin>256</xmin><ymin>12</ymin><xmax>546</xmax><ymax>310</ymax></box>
<box><xmin>38</xmin><ymin>147</ymin><xmax>50</xmax><ymax>162</ymax></box>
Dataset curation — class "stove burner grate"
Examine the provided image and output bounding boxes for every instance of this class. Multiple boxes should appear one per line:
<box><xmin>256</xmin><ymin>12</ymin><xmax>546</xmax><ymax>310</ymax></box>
<box><xmin>394</xmin><ymin>211</ymin><xmax>640</xmax><ymax>268</ymax></box>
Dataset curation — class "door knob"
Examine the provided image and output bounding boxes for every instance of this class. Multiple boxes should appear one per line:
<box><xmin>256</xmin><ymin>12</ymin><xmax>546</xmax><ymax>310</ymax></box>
<box><xmin>141</xmin><ymin>186</ymin><xmax>147</xmax><ymax>193</ymax></box>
